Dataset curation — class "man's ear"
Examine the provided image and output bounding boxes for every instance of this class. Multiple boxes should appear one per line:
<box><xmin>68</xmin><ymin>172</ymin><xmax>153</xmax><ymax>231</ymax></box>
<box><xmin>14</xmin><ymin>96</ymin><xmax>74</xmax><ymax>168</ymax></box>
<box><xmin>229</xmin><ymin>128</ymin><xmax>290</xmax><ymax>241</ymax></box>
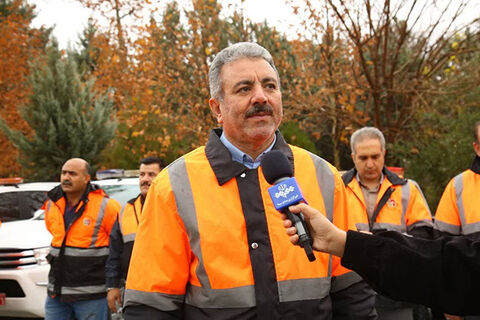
<box><xmin>209</xmin><ymin>98</ymin><xmax>223</xmax><ymax>124</ymax></box>
<box><xmin>474</xmin><ymin>141</ymin><xmax>480</xmax><ymax>157</ymax></box>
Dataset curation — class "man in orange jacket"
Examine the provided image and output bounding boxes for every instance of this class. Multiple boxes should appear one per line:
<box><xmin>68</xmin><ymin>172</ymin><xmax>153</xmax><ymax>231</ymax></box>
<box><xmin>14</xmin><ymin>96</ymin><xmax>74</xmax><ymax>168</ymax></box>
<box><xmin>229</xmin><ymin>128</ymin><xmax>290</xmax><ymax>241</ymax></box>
<box><xmin>123</xmin><ymin>42</ymin><xmax>376</xmax><ymax>319</ymax></box>
<box><xmin>342</xmin><ymin>127</ymin><xmax>433</xmax><ymax>320</ymax></box>
<box><xmin>105</xmin><ymin>157</ymin><xmax>163</xmax><ymax>314</ymax></box>
<box><xmin>43</xmin><ymin>158</ymin><xmax>120</xmax><ymax>320</ymax></box>
<box><xmin>433</xmin><ymin>121</ymin><xmax>480</xmax><ymax>320</ymax></box>
<box><xmin>434</xmin><ymin>121</ymin><xmax>480</xmax><ymax>239</ymax></box>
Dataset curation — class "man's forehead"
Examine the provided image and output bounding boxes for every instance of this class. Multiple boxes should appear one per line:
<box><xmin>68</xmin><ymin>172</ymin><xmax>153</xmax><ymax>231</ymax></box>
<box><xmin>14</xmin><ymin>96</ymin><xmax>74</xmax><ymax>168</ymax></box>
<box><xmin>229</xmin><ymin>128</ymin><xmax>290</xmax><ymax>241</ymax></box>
<box><xmin>140</xmin><ymin>163</ymin><xmax>161</xmax><ymax>171</ymax></box>
<box><xmin>62</xmin><ymin>160</ymin><xmax>85</xmax><ymax>172</ymax></box>
<box><xmin>221</xmin><ymin>58</ymin><xmax>277</xmax><ymax>82</ymax></box>
<box><xmin>354</xmin><ymin>139</ymin><xmax>383</xmax><ymax>153</ymax></box>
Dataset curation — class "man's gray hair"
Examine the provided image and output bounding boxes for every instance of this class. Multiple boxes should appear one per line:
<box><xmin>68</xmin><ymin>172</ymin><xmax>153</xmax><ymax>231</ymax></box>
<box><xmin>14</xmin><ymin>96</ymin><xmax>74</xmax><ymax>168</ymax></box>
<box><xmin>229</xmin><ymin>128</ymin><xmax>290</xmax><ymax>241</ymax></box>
<box><xmin>208</xmin><ymin>42</ymin><xmax>280</xmax><ymax>99</ymax></box>
<box><xmin>350</xmin><ymin>127</ymin><xmax>386</xmax><ymax>153</ymax></box>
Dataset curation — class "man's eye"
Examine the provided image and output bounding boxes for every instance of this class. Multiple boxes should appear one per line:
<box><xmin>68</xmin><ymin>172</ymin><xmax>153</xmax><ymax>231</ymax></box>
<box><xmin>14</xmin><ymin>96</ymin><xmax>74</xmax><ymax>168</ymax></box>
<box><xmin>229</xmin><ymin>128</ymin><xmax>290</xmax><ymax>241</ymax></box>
<box><xmin>265</xmin><ymin>83</ymin><xmax>276</xmax><ymax>89</ymax></box>
<box><xmin>238</xmin><ymin>87</ymin><xmax>250</xmax><ymax>93</ymax></box>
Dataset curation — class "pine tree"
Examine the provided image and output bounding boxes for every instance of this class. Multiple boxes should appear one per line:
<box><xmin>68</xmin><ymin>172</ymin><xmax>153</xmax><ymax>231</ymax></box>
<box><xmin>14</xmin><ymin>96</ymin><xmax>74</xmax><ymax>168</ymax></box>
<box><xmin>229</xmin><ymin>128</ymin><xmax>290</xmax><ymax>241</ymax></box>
<box><xmin>71</xmin><ymin>21</ymin><xmax>100</xmax><ymax>76</ymax></box>
<box><xmin>0</xmin><ymin>43</ymin><xmax>117</xmax><ymax>181</ymax></box>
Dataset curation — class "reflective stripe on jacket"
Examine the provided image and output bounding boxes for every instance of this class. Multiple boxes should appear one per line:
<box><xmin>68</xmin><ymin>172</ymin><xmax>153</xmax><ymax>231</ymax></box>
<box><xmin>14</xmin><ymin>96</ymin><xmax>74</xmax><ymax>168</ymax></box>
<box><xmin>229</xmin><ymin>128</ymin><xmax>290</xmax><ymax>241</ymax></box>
<box><xmin>44</xmin><ymin>184</ymin><xmax>120</xmax><ymax>302</ymax></box>
<box><xmin>118</xmin><ymin>195</ymin><xmax>142</xmax><ymax>280</ymax></box>
<box><xmin>434</xmin><ymin>162</ymin><xmax>480</xmax><ymax>236</ymax></box>
<box><xmin>124</xmin><ymin>129</ymin><xmax>369</xmax><ymax>319</ymax></box>
<box><xmin>343</xmin><ymin>167</ymin><xmax>433</xmax><ymax>235</ymax></box>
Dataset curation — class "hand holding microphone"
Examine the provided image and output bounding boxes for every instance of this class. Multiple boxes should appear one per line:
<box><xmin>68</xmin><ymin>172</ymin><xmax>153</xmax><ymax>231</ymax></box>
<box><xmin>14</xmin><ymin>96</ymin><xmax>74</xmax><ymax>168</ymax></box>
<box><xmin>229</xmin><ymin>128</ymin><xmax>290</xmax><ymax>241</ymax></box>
<box><xmin>284</xmin><ymin>203</ymin><xmax>347</xmax><ymax>258</ymax></box>
<box><xmin>261</xmin><ymin>150</ymin><xmax>316</xmax><ymax>262</ymax></box>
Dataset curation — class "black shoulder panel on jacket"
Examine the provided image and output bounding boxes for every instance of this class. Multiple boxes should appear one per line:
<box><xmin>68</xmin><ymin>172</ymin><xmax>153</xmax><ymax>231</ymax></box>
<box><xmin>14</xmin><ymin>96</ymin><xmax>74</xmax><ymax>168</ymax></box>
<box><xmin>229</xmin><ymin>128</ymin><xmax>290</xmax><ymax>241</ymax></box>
<box><xmin>471</xmin><ymin>155</ymin><xmax>480</xmax><ymax>174</ymax></box>
<box><xmin>383</xmin><ymin>167</ymin><xmax>407</xmax><ymax>186</ymax></box>
<box><xmin>47</xmin><ymin>185</ymin><xmax>64</xmax><ymax>202</ymax></box>
<box><xmin>342</xmin><ymin>168</ymin><xmax>356</xmax><ymax>186</ymax></box>
<box><xmin>127</xmin><ymin>194</ymin><xmax>142</xmax><ymax>205</ymax></box>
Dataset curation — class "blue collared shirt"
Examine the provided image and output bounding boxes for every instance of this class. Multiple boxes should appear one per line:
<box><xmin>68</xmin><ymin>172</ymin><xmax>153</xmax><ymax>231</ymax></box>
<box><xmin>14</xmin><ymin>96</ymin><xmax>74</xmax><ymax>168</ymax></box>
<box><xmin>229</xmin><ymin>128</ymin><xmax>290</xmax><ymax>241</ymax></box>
<box><xmin>220</xmin><ymin>132</ymin><xmax>276</xmax><ymax>169</ymax></box>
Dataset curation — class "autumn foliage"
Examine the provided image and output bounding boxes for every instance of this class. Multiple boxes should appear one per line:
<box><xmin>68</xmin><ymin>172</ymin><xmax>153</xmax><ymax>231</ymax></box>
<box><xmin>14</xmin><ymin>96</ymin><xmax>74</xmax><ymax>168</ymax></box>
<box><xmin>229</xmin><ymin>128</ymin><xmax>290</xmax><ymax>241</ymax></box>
<box><xmin>0</xmin><ymin>0</ymin><xmax>49</xmax><ymax>176</ymax></box>
<box><xmin>1</xmin><ymin>0</ymin><xmax>479</xmax><ymax>208</ymax></box>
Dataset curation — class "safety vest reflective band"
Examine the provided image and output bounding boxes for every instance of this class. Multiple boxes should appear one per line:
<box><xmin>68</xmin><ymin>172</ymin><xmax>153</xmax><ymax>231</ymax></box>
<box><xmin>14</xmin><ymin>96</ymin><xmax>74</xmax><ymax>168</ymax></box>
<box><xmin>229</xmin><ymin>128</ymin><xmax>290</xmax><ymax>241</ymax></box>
<box><xmin>47</xmin><ymin>283</ymin><xmax>107</xmax><ymax>295</ymax></box>
<box><xmin>434</xmin><ymin>170</ymin><xmax>480</xmax><ymax>235</ymax></box>
<box><xmin>49</xmin><ymin>246</ymin><xmax>109</xmax><ymax>257</ymax></box>
<box><xmin>126</xmin><ymin>277</ymin><xmax>332</xmax><ymax>310</ymax></box>
<box><xmin>119</xmin><ymin>196</ymin><xmax>142</xmax><ymax>243</ymax></box>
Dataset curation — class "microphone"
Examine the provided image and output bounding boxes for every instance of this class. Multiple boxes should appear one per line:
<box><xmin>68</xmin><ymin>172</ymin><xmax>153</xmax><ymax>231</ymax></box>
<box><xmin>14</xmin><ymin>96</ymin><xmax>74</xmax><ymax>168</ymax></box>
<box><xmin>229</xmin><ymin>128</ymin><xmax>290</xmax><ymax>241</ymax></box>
<box><xmin>261</xmin><ymin>150</ymin><xmax>316</xmax><ymax>262</ymax></box>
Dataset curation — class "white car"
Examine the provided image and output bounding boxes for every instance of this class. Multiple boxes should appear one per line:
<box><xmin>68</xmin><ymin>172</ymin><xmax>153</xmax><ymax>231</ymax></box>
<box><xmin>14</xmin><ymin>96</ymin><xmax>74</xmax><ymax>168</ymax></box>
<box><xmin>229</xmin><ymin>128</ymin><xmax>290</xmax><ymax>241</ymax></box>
<box><xmin>0</xmin><ymin>178</ymin><xmax>139</xmax><ymax>318</ymax></box>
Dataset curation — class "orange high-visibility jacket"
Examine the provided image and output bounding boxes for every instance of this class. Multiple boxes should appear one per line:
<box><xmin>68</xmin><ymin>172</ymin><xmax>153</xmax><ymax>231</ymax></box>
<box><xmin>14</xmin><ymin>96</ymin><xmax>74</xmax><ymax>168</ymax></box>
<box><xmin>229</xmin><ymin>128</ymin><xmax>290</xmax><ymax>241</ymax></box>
<box><xmin>124</xmin><ymin>130</ymin><xmax>376</xmax><ymax>319</ymax></box>
<box><xmin>342</xmin><ymin>168</ymin><xmax>433</xmax><ymax>237</ymax></box>
<box><xmin>44</xmin><ymin>183</ymin><xmax>120</xmax><ymax>302</ymax></box>
<box><xmin>119</xmin><ymin>195</ymin><xmax>143</xmax><ymax>244</ymax></box>
<box><xmin>434</xmin><ymin>157</ymin><xmax>480</xmax><ymax>237</ymax></box>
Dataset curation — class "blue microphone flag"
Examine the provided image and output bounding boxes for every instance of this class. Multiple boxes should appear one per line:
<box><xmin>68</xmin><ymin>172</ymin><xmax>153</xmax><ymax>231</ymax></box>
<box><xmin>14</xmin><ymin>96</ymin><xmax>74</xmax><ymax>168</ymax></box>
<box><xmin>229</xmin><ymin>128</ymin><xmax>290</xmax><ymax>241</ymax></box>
<box><xmin>268</xmin><ymin>177</ymin><xmax>306</xmax><ymax>211</ymax></box>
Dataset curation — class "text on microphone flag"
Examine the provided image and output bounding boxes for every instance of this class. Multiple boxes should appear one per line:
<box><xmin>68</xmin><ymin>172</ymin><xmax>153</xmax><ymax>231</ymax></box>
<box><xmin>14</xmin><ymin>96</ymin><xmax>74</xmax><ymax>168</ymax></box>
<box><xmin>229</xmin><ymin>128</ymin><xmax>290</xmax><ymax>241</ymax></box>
<box><xmin>268</xmin><ymin>177</ymin><xmax>306</xmax><ymax>211</ymax></box>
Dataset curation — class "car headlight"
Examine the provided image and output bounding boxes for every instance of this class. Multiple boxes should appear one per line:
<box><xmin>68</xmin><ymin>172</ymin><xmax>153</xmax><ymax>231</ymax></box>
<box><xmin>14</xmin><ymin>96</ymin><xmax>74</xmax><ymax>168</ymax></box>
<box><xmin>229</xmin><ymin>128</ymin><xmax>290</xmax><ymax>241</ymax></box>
<box><xmin>33</xmin><ymin>247</ymin><xmax>50</xmax><ymax>265</ymax></box>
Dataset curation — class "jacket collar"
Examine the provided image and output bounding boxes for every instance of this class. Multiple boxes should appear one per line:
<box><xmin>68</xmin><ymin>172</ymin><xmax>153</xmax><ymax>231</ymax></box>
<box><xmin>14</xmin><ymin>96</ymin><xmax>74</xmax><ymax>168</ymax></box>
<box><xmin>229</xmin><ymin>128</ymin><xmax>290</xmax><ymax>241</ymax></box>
<box><xmin>342</xmin><ymin>166</ymin><xmax>407</xmax><ymax>186</ymax></box>
<box><xmin>205</xmin><ymin>128</ymin><xmax>293</xmax><ymax>185</ymax></box>
<box><xmin>127</xmin><ymin>194</ymin><xmax>144</xmax><ymax>206</ymax></box>
<box><xmin>471</xmin><ymin>155</ymin><xmax>480</xmax><ymax>174</ymax></box>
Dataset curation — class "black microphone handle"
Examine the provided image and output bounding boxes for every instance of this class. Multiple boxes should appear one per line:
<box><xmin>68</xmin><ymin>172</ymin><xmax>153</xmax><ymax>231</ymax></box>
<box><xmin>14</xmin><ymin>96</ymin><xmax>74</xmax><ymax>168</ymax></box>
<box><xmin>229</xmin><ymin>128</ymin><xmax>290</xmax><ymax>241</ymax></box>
<box><xmin>283</xmin><ymin>207</ymin><xmax>316</xmax><ymax>262</ymax></box>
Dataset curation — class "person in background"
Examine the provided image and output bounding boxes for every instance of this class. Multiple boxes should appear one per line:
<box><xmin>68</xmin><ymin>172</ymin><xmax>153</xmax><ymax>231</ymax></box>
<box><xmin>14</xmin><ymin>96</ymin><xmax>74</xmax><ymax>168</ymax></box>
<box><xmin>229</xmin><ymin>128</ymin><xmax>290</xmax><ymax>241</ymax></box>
<box><xmin>433</xmin><ymin>121</ymin><xmax>480</xmax><ymax>320</ymax></box>
<box><xmin>122</xmin><ymin>42</ymin><xmax>376</xmax><ymax>319</ymax></box>
<box><xmin>43</xmin><ymin>158</ymin><xmax>120</xmax><ymax>320</ymax></box>
<box><xmin>105</xmin><ymin>157</ymin><xmax>163</xmax><ymax>314</ymax></box>
<box><xmin>342</xmin><ymin>127</ymin><xmax>434</xmax><ymax>320</ymax></box>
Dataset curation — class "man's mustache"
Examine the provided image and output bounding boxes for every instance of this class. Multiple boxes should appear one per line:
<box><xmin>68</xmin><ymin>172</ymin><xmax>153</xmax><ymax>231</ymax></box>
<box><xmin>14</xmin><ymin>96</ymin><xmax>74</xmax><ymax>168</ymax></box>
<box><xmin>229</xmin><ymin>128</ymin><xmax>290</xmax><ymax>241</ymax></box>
<box><xmin>141</xmin><ymin>182</ymin><xmax>150</xmax><ymax>187</ymax></box>
<box><xmin>245</xmin><ymin>104</ymin><xmax>273</xmax><ymax>118</ymax></box>
<box><xmin>62</xmin><ymin>181</ymin><xmax>72</xmax><ymax>186</ymax></box>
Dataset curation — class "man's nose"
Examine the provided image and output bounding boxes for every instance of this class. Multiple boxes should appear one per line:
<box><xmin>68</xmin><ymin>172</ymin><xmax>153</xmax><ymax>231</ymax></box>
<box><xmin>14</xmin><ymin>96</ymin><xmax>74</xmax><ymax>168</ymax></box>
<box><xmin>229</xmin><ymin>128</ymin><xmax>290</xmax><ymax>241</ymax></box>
<box><xmin>366</xmin><ymin>159</ymin><xmax>374</xmax><ymax>167</ymax></box>
<box><xmin>251</xmin><ymin>85</ymin><xmax>268</xmax><ymax>104</ymax></box>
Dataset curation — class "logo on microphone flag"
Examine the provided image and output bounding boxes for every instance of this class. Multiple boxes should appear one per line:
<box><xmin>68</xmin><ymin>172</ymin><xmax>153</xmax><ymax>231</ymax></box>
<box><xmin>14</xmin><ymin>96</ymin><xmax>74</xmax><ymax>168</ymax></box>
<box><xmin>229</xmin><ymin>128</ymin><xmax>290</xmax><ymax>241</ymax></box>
<box><xmin>268</xmin><ymin>177</ymin><xmax>306</xmax><ymax>211</ymax></box>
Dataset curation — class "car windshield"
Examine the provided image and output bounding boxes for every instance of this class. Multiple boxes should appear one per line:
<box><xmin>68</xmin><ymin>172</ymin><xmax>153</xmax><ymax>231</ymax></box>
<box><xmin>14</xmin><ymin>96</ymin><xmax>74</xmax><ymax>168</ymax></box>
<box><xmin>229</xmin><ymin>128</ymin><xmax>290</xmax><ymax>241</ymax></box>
<box><xmin>101</xmin><ymin>184</ymin><xmax>139</xmax><ymax>205</ymax></box>
<box><xmin>0</xmin><ymin>191</ymin><xmax>48</xmax><ymax>222</ymax></box>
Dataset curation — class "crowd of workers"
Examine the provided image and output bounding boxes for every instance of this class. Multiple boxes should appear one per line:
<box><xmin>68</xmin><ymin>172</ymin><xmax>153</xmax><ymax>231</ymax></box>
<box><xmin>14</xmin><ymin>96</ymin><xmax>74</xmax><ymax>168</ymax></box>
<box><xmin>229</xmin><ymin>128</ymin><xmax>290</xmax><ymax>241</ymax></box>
<box><xmin>39</xmin><ymin>42</ymin><xmax>480</xmax><ymax>320</ymax></box>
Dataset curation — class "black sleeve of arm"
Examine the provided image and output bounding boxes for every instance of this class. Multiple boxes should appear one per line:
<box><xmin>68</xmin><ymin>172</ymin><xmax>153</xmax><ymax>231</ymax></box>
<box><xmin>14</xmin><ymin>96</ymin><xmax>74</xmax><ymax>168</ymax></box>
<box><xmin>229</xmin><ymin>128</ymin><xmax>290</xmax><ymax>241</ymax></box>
<box><xmin>409</xmin><ymin>225</ymin><xmax>434</xmax><ymax>239</ymax></box>
<box><xmin>432</xmin><ymin>228</ymin><xmax>455</xmax><ymax>239</ymax></box>
<box><xmin>123</xmin><ymin>305</ymin><xmax>183</xmax><ymax>320</ymax></box>
<box><xmin>331</xmin><ymin>280</ymin><xmax>377</xmax><ymax>320</ymax></box>
<box><xmin>341</xmin><ymin>230</ymin><xmax>480</xmax><ymax>316</ymax></box>
<box><xmin>105</xmin><ymin>218</ymin><xmax>123</xmax><ymax>288</ymax></box>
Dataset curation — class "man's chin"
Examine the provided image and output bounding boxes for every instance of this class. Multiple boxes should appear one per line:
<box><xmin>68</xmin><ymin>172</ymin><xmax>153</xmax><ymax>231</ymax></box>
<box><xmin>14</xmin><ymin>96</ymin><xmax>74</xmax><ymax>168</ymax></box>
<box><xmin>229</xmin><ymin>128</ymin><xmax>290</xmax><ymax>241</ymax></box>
<box><xmin>246</xmin><ymin>124</ymin><xmax>276</xmax><ymax>137</ymax></box>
